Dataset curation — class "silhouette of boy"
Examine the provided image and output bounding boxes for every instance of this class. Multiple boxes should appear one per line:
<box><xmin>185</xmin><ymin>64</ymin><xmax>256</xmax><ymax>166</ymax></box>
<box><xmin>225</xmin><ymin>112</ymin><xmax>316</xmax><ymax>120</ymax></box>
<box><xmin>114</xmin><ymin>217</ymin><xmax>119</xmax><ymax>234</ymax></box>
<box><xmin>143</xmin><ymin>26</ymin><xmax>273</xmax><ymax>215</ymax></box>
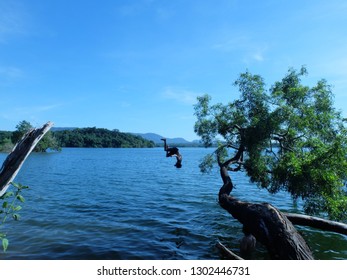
<box><xmin>161</xmin><ymin>138</ymin><xmax>182</xmax><ymax>168</ymax></box>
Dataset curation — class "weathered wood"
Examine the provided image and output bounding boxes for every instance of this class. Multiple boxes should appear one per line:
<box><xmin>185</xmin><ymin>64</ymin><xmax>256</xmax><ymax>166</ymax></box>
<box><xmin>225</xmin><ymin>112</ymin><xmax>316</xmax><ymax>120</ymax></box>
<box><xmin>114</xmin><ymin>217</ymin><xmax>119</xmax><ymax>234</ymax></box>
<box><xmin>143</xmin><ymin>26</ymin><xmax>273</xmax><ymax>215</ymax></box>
<box><xmin>219</xmin><ymin>192</ymin><xmax>314</xmax><ymax>259</ymax></box>
<box><xmin>216</xmin><ymin>242</ymin><xmax>244</xmax><ymax>260</ymax></box>
<box><xmin>284</xmin><ymin>213</ymin><xmax>347</xmax><ymax>236</ymax></box>
<box><xmin>0</xmin><ymin>121</ymin><xmax>53</xmax><ymax>197</ymax></box>
<box><xmin>217</xmin><ymin>146</ymin><xmax>314</xmax><ymax>260</ymax></box>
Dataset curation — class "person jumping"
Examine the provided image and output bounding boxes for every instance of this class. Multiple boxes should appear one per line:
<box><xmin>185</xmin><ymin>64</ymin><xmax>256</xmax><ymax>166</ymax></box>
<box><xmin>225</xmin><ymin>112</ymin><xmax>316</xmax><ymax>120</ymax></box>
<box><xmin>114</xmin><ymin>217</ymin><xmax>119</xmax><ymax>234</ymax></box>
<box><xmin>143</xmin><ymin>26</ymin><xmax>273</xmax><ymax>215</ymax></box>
<box><xmin>161</xmin><ymin>138</ymin><xmax>182</xmax><ymax>168</ymax></box>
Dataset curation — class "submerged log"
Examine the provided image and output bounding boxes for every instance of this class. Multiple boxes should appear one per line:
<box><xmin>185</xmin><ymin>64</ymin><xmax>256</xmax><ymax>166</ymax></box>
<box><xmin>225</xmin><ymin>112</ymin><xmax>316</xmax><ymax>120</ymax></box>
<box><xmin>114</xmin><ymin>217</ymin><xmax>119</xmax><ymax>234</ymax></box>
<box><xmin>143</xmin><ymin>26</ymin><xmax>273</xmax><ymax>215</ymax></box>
<box><xmin>284</xmin><ymin>213</ymin><xmax>347</xmax><ymax>236</ymax></box>
<box><xmin>216</xmin><ymin>241</ymin><xmax>244</xmax><ymax>260</ymax></box>
<box><xmin>0</xmin><ymin>121</ymin><xmax>53</xmax><ymax>197</ymax></box>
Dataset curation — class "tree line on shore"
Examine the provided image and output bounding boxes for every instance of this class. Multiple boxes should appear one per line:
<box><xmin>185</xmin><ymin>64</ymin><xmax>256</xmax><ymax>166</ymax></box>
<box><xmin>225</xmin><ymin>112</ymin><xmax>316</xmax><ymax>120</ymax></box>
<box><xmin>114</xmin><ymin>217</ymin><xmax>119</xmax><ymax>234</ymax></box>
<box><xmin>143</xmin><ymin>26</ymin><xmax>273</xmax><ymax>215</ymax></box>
<box><xmin>0</xmin><ymin>121</ymin><xmax>155</xmax><ymax>152</ymax></box>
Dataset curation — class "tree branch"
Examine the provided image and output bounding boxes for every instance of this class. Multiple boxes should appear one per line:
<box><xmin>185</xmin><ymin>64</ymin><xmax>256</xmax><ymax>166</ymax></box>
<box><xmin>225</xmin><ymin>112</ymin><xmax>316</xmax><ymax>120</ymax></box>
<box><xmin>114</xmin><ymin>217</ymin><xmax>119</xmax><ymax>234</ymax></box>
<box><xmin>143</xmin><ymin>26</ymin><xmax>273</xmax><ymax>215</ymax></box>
<box><xmin>284</xmin><ymin>213</ymin><xmax>347</xmax><ymax>236</ymax></box>
<box><xmin>216</xmin><ymin>242</ymin><xmax>244</xmax><ymax>260</ymax></box>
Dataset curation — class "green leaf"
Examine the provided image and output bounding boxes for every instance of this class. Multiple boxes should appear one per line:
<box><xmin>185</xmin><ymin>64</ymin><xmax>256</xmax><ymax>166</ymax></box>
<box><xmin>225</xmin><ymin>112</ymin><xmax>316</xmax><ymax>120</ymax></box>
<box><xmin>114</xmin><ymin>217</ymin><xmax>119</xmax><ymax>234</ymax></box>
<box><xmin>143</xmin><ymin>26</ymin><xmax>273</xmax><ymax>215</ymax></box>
<box><xmin>2</xmin><ymin>201</ymin><xmax>8</xmax><ymax>209</ymax></box>
<box><xmin>12</xmin><ymin>213</ymin><xmax>21</xmax><ymax>221</ymax></box>
<box><xmin>2</xmin><ymin>238</ymin><xmax>9</xmax><ymax>252</ymax></box>
<box><xmin>16</xmin><ymin>195</ymin><xmax>25</xmax><ymax>203</ymax></box>
<box><xmin>12</xmin><ymin>205</ymin><xmax>22</xmax><ymax>211</ymax></box>
<box><xmin>11</xmin><ymin>182</ymin><xmax>29</xmax><ymax>190</ymax></box>
<box><xmin>11</xmin><ymin>182</ymin><xmax>20</xmax><ymax>189</ymax></box>
<box><xmin>1</xmin><ymin>191</ymin><xmax>14</xmax><ymax>199</ymax></box>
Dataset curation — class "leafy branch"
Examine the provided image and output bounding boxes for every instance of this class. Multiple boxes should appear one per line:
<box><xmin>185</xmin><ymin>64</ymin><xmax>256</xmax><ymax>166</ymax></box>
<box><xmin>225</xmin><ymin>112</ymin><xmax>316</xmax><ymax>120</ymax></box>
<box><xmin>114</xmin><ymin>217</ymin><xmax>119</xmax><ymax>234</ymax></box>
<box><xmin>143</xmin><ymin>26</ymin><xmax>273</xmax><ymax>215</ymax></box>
<box><xmin>0</xmin><ymin>182</ymin><xmax>28</xmax><ymax>253</ymax></box>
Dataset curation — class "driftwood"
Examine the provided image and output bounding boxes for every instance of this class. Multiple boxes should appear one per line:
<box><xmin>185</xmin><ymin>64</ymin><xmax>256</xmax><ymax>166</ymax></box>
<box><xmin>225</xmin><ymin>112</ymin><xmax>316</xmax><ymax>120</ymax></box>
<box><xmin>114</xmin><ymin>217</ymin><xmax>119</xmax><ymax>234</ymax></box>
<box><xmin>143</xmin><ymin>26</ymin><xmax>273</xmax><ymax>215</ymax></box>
<box><xmin>0</xmin><ymin>121</ymin><xmax>53</xmax><ymax>197</ymax></box>
<box><xmin>216</xmin><ymin>241</ymin><xmax>244</xmax><ymax>260</ymax></box>
<box><xmin>217</xmin><ymin>146</ymin><xmax>314</xmax><ymax>260</ymax></box>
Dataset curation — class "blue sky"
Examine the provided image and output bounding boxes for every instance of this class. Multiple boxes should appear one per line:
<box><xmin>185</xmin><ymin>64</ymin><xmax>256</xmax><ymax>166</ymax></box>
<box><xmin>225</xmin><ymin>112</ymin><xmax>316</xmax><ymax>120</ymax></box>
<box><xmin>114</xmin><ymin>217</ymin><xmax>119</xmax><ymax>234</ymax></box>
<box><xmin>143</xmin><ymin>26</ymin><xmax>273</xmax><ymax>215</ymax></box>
<box><xmin>1</xmin><ymin>0</ymin><xmax>347</xmax><ymax>141</ymax></box>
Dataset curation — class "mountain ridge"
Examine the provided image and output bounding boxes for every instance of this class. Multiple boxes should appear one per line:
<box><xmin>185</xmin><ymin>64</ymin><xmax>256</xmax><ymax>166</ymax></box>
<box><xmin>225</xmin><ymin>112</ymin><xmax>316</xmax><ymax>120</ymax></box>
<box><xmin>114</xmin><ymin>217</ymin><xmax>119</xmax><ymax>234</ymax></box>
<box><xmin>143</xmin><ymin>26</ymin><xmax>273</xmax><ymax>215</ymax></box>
<box><xmin>51</xmin><ymin>127</ymin><xmax>196</xmax><ymax>144</ymax></box>
<box><xmin>132</xmin><ymin>132</ymin><xmax>192</xmax><ymax>144</ymax></box>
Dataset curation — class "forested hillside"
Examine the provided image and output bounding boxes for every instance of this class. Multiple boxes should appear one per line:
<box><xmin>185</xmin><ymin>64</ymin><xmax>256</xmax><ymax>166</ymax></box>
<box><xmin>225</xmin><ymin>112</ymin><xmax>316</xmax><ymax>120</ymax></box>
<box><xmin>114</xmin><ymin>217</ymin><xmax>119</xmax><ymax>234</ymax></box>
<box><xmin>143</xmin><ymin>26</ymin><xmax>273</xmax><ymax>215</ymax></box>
<box><xmin>53</xmin><ymin>127</ymin><xmax>155</xmax><ymax>148</ymax></box>
<box><xmin>0</xmin><ymin>123</ymin><xmax>155</xmax><ymax>151</ymax></box>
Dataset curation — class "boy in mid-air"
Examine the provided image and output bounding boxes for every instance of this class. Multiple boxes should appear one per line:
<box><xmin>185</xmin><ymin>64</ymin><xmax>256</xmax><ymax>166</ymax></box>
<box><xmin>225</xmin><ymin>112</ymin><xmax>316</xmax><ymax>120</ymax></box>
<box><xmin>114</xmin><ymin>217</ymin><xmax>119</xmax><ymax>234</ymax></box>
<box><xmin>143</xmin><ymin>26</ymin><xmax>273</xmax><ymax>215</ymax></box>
<box><xmin>161</xmin><ymin>138</ymin><xmax>182</xmax><ymax>168</ymax></box>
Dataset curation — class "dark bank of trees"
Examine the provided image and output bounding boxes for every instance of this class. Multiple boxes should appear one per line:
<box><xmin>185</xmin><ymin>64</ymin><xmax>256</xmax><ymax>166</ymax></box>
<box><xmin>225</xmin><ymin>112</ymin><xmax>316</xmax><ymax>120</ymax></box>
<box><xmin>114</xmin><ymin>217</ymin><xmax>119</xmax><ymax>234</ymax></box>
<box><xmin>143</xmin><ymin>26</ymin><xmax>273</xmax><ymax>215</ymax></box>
<box><xmin>53</xmin><ymin>127</ymin><xmax>155</xmax><ymax>148</ymax></box>
<box><xmin>194</xmin><ymin>66</ymin><xmax>347</xmax><ymax>259</ymax></box>
<box><xmin>0</xmin><ymin>123</ymin><xmax>155</xmax><ymax>152</ymax></box>
<box><xmin>0</xmin><ymin>131</ymin><xmax>13</xmax><ymax>152</ymax></box>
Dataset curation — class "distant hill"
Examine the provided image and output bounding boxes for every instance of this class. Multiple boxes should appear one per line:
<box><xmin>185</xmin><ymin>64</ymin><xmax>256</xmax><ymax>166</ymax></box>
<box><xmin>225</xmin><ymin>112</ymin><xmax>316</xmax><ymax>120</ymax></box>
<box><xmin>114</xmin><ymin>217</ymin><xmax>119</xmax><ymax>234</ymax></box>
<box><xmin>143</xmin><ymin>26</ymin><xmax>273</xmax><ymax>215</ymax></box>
<box><xmin>132</xmin><ymin>133</ymin><xmax>191</xmax><ymax>144</ymax></box>
<box><xmin>52</xmin><ymin>127</ymin><xmax>155</xmax><ymax>148</ymax></box>
<box><xmin>52</xmin><ymin>128</ymin><xmax>197</xmax><ymax>145</ymax></box>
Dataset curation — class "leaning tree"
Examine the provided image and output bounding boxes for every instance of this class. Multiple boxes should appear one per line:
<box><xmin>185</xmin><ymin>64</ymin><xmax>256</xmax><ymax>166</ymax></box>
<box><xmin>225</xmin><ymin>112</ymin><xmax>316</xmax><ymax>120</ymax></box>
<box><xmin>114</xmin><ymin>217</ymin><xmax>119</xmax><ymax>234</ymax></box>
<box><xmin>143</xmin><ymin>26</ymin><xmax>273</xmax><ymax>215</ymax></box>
<box><xmin>194</xmin><ymin>67</ymin><xmax>347</xmax><ymax>259</ymax></box>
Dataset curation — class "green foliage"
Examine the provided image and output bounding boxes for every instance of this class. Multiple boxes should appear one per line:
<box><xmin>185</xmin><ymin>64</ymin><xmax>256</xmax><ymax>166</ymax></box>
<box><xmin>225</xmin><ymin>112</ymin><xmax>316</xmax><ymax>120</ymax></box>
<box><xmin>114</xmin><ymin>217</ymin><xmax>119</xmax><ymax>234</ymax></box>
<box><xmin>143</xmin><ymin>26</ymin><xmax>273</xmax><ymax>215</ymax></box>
<box><xmin>3</xmin><ymin>120</ymin><xmax>60</xmax><ymax>152</ymax></box>
<box><xmin>11</xmin><ymin>120</ymin><xmax>33</xmax><ymax>144</ymax></box>
<box><xmin>0</xmin><ymin>121</ymin><xmax>155</xmax><ymax>151</ymax></box>
<box><xmin>53</xmin><ymin>127</ymin><xmax>155</xmax><ymax>148</ymax></box>
<box><xmin>194</xmin><ymin>66</ymin><xmax>347</xmax><ymax>221</ymax></box>
<box><xmin>34</xmin><ymin>130</ymin><xmax>61</xmax><ymax>152</ymax></box>
<box><xmin>0</xmin><ymin>182</ymin><xmax>28</xmax><ymax>253</ymax></box>
<box><xmin>0</xmin><ymin>131</ymin><xmax>13</xmax><ymax>152</ymax></box>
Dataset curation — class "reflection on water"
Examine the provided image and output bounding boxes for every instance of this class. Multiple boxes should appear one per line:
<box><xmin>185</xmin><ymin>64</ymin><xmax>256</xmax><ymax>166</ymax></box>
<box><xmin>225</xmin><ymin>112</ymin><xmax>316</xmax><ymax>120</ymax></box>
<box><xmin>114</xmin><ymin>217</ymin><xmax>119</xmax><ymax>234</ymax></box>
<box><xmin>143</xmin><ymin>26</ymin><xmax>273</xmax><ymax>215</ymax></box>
<box><xmin>1</xmin><ymin>148</ymin><xmax>346</xmax><ymax>259</ymax></box>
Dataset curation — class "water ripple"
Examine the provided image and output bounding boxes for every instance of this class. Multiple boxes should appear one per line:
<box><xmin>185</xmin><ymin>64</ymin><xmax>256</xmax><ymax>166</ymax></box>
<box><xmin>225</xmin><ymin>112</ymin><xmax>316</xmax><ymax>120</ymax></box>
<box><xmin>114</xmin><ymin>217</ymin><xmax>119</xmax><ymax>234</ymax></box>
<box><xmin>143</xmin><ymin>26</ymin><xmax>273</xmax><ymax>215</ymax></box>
<box><xmin>0</xmin><ymin>148</ymin><xmax>346</xmax><ymax>260</ymax></box>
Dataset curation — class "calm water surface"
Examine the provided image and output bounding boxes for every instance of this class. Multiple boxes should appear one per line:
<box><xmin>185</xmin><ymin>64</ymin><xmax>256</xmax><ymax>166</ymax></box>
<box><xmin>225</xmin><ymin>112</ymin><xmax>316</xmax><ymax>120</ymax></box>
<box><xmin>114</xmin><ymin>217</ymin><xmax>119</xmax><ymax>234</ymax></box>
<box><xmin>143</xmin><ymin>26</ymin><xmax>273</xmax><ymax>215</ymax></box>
<box><xmin>1</xmin><ymin>148</ymin><xmax>346</xmax><ymax>259</ymax></box>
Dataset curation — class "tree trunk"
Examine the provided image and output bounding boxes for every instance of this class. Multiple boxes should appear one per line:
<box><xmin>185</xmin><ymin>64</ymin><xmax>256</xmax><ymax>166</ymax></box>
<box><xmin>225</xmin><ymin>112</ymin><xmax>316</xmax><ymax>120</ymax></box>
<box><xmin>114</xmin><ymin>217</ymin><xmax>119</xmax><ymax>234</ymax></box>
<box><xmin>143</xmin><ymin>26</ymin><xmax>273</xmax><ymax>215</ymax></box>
<box><xmin>0</xmin><ymin>122</ymin><xmax>53</xmax><ymax>197</ymax></box>
<box><xmin>218</xmin><ymin>164</ymin><xmax>314</xmax><ymax>260</ymax></box>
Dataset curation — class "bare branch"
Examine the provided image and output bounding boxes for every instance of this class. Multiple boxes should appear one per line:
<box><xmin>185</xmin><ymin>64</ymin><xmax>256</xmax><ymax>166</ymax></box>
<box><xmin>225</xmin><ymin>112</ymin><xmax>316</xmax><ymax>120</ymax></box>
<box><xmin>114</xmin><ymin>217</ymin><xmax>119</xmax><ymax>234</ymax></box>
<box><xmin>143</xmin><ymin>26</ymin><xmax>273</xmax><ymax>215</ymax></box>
<box><xmin>284</xmin><ymin>213</ymin><xmax>347</xmax><ymax>236</ymax></box>
<box><xmin>216</xmin><ymin>242</ymin><xmax>244</xmax><ymax>260</ymax></box>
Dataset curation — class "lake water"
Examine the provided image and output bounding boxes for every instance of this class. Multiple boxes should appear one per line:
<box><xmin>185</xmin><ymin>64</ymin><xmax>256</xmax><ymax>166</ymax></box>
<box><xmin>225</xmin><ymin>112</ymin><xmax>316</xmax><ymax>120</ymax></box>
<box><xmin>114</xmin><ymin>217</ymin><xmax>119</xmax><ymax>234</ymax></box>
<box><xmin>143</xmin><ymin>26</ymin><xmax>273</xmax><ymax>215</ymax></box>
<box><xmin>1</xmin><ymin>148</ymin><xmax>347</xmax><ymax>260</ymax></box>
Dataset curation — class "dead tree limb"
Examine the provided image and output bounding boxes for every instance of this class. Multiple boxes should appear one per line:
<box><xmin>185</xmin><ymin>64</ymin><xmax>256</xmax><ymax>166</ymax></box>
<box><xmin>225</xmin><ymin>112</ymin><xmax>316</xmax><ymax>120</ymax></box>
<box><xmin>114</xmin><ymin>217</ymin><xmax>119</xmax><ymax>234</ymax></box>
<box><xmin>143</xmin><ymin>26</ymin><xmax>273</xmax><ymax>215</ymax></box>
<box><xmin>0</xmin><ymin>121</ymin><xmax>53</xmax><ymax>197</ymax></box>
<box><xmin>216</xmin><ymin>241</ymin><xmax>244</xmax><ymax>260</ymax></box>
<box><xmin>284</xmin><ymin>213</ymin><xmax>347</xmax><ymax>236</ymax></box>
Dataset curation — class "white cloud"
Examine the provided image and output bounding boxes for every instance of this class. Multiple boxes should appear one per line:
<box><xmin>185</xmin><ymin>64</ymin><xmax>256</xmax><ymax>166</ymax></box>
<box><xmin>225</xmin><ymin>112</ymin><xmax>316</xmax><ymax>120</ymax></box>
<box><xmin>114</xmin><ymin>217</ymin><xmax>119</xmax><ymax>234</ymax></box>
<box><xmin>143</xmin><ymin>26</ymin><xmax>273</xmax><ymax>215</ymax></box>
<box><xmin>117</xmin><ymin>0</ymin><xmax>158</xmax><ymax>17</ymax></box>
<box><xmin>295</xmin><ymin>1</ymin><xmax>347</xmax><ymax>22</ymax></box>
<box><xmin>35</xmin><ymin>104</ymin><xmax>62</xmax><ymax>112</ymax></box>
<box><xmin>161</xmin><ymin>87</ymin><xmax>201</xmax><ymax>105</ymax></box>
<box><xmin>212</xmin><ymin>35</ymin><xmax>250</xmax><ymax>52</ymax></box>
<box><xmin>252</xmin><ymin>52</ymin><xmax>264</xmax><ymax>62</ymax></box>
<box><xmin>12</xmin><ymin>104</ymin><xmax>62</xmax><ymax>117</ymax></box>
<box><xmin>120</xmin><ymin>101</ymin><xmax>131</xmax><ymax>108</ymax></box>
<box><xmin>0</xmin><ymin>1</ymin><xmax>27</xmax><ymax>42</ymax></box>
<box><xmin>212</xmin><ymin>33</ymin><xmax>268</xmax><ymax>64</ymax></box>
<box><xmin>0</xmin><ymin>66</ymin><xmax>23</xmax><ymax>80</ymax></box>
<box><xmin>0</xmin><ymin>103</ymin><xmax>62</xmax><ymax>130</ymax></box>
